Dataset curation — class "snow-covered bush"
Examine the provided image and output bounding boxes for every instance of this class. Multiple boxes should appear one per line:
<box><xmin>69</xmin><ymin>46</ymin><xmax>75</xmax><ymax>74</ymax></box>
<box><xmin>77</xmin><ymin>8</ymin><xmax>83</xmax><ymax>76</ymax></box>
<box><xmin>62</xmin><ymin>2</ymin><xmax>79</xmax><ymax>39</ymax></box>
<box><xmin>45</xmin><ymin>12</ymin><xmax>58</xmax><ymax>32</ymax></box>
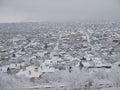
<box><xmin>0</xmin><ymin>73</ymin><xmax>24</xmax><ymax>90</ymax></box>
<box><xmin>37</xmin><ymin>71</ymin><xmax>62</xmax><ymax>83</ymax></box>
<box><xmin>61</xmin><ymin>68</ymin><xmax>93</xmax><ymax>90</ymax></box>
<box><xmin>109</xmin><ymin>66</ymin><xmax>120</xmax><ymax>88</ymax></box>
<box><xmin>94</xmin><ymin>70</ymin><xmax>109</xmax><ymax>80</ymax></box>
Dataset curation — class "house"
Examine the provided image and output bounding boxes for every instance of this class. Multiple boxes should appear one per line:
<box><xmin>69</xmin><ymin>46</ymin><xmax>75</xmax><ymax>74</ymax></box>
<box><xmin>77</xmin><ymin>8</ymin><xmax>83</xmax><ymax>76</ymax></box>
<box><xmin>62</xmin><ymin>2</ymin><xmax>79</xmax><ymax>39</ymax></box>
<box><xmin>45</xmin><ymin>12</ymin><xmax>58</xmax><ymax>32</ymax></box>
<box><xmin>82</xmin><ymin>57</ymin><xmax>112</xmax><ymax>69</ymax></box>
<box><xmin>41</xmin><ymin>59</ymin><xmax>57</xmax><ymax>68</ymax></box>
<box><xmin>16</xmin><ymin>64</ymin><xmax>55</xmax><ymax>83</ymax></box>
<box><xmin>16</xmin><ymin>65</ymin><xmax>42</xmax><ymax>83</ymax></box>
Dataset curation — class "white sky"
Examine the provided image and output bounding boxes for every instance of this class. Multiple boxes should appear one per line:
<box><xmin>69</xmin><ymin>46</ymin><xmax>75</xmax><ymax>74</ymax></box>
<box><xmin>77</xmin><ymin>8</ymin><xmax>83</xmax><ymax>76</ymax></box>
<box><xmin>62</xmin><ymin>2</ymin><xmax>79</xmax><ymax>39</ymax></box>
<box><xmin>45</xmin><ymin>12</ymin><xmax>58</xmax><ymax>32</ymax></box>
<box><xmin>0</xmin><ymin>0</ymin><xmax>120</xmax><ymax>23</ymax></box>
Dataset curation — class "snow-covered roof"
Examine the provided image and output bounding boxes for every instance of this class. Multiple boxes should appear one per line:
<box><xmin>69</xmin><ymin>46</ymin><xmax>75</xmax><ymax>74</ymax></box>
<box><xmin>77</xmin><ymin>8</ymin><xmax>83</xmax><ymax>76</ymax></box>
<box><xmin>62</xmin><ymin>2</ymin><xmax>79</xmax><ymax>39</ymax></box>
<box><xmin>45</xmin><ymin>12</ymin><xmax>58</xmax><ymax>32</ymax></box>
<box><xmin>82</xmin><ymin>62</ymin><xmax>93</xmax><ymax>67</ymax></box>
<box><xmin>36</xmin><ymin>51</ymin><xmax>47</xmax><ymax>57</ymax></box>
<box><xmin>41</xmin><ymin>67</ymin><xmax>55</xmax><ymax>73</ymax></box>
<box><xmin>64</xmin><ymin>54</ymin><xmax>75</xmax><ymax>61</ymax></box>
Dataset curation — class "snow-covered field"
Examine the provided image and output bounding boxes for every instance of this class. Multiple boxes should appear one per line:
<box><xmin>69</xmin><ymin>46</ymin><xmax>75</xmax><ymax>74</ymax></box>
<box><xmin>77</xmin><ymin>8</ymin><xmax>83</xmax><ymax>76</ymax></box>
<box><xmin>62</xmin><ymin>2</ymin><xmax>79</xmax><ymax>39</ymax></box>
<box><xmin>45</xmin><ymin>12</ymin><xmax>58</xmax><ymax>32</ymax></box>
<box><xmin>0</xmin><ymin>22</ymin><xmax>120</xmax><ymax>90</ymax></box>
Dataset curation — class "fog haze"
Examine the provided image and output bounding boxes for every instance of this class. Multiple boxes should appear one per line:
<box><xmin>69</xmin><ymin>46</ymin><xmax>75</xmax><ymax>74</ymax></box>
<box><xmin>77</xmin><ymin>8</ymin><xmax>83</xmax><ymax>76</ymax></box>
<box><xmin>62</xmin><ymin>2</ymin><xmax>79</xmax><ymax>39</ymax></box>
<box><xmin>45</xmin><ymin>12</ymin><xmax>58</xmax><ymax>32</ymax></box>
<box><xmin>0</xmin><ymin>0</ymin><xmax>120</xmax><ymax>23</ymax></box>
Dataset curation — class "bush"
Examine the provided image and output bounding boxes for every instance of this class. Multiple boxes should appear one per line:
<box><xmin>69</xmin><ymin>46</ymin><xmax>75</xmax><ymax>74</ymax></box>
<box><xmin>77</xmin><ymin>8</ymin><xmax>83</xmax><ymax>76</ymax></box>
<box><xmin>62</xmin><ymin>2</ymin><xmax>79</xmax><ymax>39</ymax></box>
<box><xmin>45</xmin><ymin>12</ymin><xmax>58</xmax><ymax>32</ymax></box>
<box><xmin>0</xmin><ymin>73</ymin><xmax>24</xmax><ymax>90</ymax></box>
<box><xmin>61</xmin><ymin>68</ymin><xmax>93</xmax><ymax>90</ymax></box>
<box><xmin>109</xmin><ymin>66</ymin><xmax>120</xmax><ymax>88</ymax></box>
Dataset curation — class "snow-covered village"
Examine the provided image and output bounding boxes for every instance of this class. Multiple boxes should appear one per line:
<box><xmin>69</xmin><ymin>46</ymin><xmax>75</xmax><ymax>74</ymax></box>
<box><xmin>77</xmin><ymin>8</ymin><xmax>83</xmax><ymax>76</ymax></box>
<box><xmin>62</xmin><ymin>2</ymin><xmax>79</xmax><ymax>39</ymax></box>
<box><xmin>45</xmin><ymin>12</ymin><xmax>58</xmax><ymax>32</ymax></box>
<box><xmin>0</xmin><ymin>0</ymin><xmax>120</xmax><ymax>90</ymax></box>
<box><xmin>0</xmin><ymin>22</ymin><xmax>120</xmax><ymax>90</ymax></box>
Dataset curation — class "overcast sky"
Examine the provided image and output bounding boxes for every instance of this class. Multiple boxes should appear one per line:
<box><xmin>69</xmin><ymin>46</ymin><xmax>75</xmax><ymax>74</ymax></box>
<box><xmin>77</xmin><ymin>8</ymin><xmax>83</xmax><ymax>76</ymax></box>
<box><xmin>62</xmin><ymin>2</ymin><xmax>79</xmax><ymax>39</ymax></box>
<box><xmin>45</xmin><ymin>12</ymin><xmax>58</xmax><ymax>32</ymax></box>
<box><xmin>0</xmin><ymin>0</ymin><xmax>120</xmax><ymax>23</ymax></box>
